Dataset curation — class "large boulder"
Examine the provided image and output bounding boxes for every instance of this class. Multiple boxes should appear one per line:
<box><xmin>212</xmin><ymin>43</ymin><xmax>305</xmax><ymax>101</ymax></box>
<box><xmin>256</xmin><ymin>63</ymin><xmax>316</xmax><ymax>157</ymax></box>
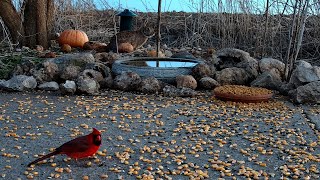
<box><xmin>259</xmin><ymin>58</ymin><xmax>285</xmax><ymax>80</ymax></box>
<box><xmin>94</xmin><ymin>52</ymin><xmax>119</xmax><ymax>68</ymax></box>
<box><xmin>0</xmin><ymin>75</ymin><xmax>37</xmax><ymax>91</ymax></box>
<box><xmin>85</xmin><ymin>63</ymin><xmax>113</xmax><ymax>89</ymax></box>
<box><xmin>289</xmin><ymin>81</ymin><xmax>320</xmax><ymax>104</ymax></box>
<box><xmin>215</xmin><ymin>67</ymin><xmax>250</xmax><ymax>85</ymax></box>
<box><xmin>213</xmin><ymin>48</ymin><xmax>259</xmax><ymax>80</ymax></box>
<box><xmin>85</xmin><ymin>63</ymin><xmax>110</xmax><ymax>78</ymax></box>
<box><xmin>171</xmin><ymin>51</ymin><xmax>196</xmax><ymax>59</ymax></box>
<box><xmin>38</xmin><ymin>81</ymin><xmax>59</xmax><ymax>91</ymax></box>
<box><xmin>289</xmin><ymin>60</ymin><xmax>320</xmax><ymax>88</ymax></box>
<box><xmin>76</xmin><ymin>76</ymin><xmax>100</xmax><ymax>95</ymax></box>
<box><xmin>176</xmin><ymin>75</ymin><xmax>197</xmax><ymax>90</ymax></box>
<box><xmin>114</xmin><ymin>71</ymin><xmax>141</xmax><ymax>91</ymax></box>
<box><xmin>0</xmin><ymin>80</ymin><xmax>6</xmax><ymax>89</ymax></box>
<box><xmin>11</xmin><ymin>58</ymin><xmax>35</xmax><ymax>77</ymax></box>
<box><xmin>60</xmin><ymin>80</ymin><xmax>77</xmax><ymax>95</ymax></box>
<box><xmin>32</xmin><ymin>61</ymin><xmax>59</xmax><ymax>83</ymax></box>
<box><xmin>251</xmin><ymin>69</ymin><xmax>282</xmax><ymax>90</ymax></box>
<box><xmin>163</xmin><ymin>85</ymin><xmax>197</xmax><ymax>97</ymax></box>
<box><xmin>138</xmin><ymin>77</ymin><xmax>161</xmax><ymax>94</ymax></box>
<box><xmin>192</xmin><ymin>63</ymin><xmax>213</xmax><ymax>81</ymax></box>
<box><xmin>81</xmin><ymin>69</ymin><xmax>104</xmax><ymax>83</ymax></box>
<box><xmin>199</xmin><ymin>77</ymin><xmax>220</xmax><ymax>90</ymax></box>
<box><xmin>60</xmin><ymin>65</ymin><xmax>81</xmax><ymax>81</ymax></box>
<box><xmin>278</xmin><ymin>83</ymin><xmax>296</xmax><ymax>96</ymax></box>
<box><xmin>49</xmin><ymin>53</ymin><xmax>95</xmax><ymax>70</ymax></box>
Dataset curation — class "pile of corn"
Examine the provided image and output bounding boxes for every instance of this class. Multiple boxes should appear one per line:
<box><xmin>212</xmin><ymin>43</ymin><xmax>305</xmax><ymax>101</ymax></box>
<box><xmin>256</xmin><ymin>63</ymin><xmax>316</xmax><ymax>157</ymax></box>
<box><xmin>214</xmin><ymin>85</ymin><xmax>273</xmax><ymax>96</ymax></box>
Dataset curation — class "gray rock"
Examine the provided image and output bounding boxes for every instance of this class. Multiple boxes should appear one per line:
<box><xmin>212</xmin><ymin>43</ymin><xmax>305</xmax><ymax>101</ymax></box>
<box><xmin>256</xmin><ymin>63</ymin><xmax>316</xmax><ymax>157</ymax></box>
<box><xmin>60</xmin><ymin>65</ymin><xmax>81</xmax><ymax>81</ymax></box>
<box><xmin>1</xmin><ymin>75</ymin><xmax>37</xmax><ymax>91</ymax></box>
<box><xmin>94</xmin><ymin>52</ymin><xmax>119</xmax><ymax>67</ymax></box>
<box><xmin>304</xmin><ymin>112</ymin><xmax>320</xmax><ymax>130</ymax></box>
<box><xmin>114</xmin><ymin>71</ymin><xmax>141</xmax><ymax>91</ymax></box>
<box><xmin>216</xmin><ymin>67</ymin><xmax>250</xmax><ymax>85</ymax></box>
<box><xmin>278</xmin><ymin>83</ymin><xmax>296</xmax><ymax>96</ymax></box>
<box><xmin>214</xmin><ymin>48</ymin><xmax>251</xmax><ymax>63</ymax></box>
<box><xmin>209</xmin><ymin>64</ymin><xmax>217</xmax><ymax>76</ymax></box>
<box><xmin>81</xmin><ymin>69</ymin><xmax>104</xmax><ymax>82</ymax></box>
<box><xmin>33</xmin><ymin>61</ymin><xmax>59</xmax><ymax>83</ymax></box>
<box><xmin>164</xmin><ymin>50</ymin><xmax>173</xmax><ymax>57</ymax></box>
<box><xmin>295</xmin><ymin>60</ymin><xmax>313</xmax><ymax>68</ymax></box>
<box><xmin>11</xmin><ymin>58</ymin><xmax>35</xmax><ymax>77</ymax></box>
<box><xmin>85</xmin><ymin>63</ymin><xmax>111</xmax><ymax>78</ymax></box>
<box><xmin>100</xmin><ymin>76</ymin><xmax>114</xmax><ymax>89</ymax></box>
<box><xmin>163</xmin><ymin>85</ymin><xmax>197</xmax><ymax>97</ymax></box>
<box><xmin>251</xmin><ymin>69</ymin><xmax>282</xmax><ymax>90</ymax></box>
<box><xmin>85</xmin><ymin>63</ymin><xmax>113</xmax><ymax>89</ymax></box>
<box><xmin>259</xmin><ymin>58</ymin><xmax>285</xmax><ymax>80</ymax></box>
<box><xmin>138</xmin><ymin>77</ymin><xmax>161</xmax><ymax>94</ymax></box>
<box><xmin>0</xmin><ymin>79</ymin><xmax>7</xmax><ymax>89</ymax></box>
<box><xmin>192</xmin><ymin>63</ymin><xmax>212</xmax><ymax>81</ymax></box>
<box><xmin>289</xmin><ymin>60</ymin><xmax>320</xmax><ymax>88</ymax></box>
<box><xmin>49</xmin><ymin>53</ymin><xmax>95</xmax><ymax>70</ymax></box>
<box><xmin>176</xmin><ymin>75</ymin><xmax>197</xmax><ymax>90</ymax></box>
<box><xmin>289</xmin><ymin>81</ymin><xmax>320</xmax><ymax>104</ymax></box>
<box><xmin>171</xmin><ymin>51</ymin><xmax>196</xmax><ymax>59</ymax></box>
<box><xmin>60</xmin><ymin>80</ymin><xmax>77</xmax><ymax>95</ymax></box>
<box><xmin>76</xmin><ymin>76</ymin><xmax>100</xmax><ymax>95</ymax></box>
<box><xmin>213</xmin><ymin>48</ymin><xmax>259</xmax><ymax>80</ymax></box>
<box><xmin>38</xmin><ymin>81</ymin><xmax>59</xmax><ymax>91</ymax></box>
<box><xmin>199</xmin><ymin>77</ymin><xmax>220</xmax><ymax>89</ymax></box>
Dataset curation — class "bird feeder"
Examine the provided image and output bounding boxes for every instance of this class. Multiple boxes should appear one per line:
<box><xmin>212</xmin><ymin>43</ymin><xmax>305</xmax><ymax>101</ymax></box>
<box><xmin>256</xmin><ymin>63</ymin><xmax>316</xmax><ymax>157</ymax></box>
<box><xmin>117</xmin><ymin>9</ymin><xmax>137</xmax><ymax>31</ymax></box>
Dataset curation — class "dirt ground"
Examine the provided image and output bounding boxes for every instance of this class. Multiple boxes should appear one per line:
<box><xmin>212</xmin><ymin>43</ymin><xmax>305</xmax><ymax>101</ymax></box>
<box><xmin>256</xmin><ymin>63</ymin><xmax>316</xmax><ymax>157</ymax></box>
<box><xmin>0</xmin><ymin>90</ymin><xmax>319</xmax><ymax>179</ymax></box>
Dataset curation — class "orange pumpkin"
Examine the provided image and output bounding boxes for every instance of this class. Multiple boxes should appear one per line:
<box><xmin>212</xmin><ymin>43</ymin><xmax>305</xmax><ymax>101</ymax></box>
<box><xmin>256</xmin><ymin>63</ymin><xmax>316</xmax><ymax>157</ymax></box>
<box><xmin>147</xmin><ymin>49</ymin><xmax>165</xmax><ymax>57</ymax></box>
<box><xmin>58</xmin><ymin>29</ymin><xmax>89</xmax><ymax>48</ymax></box>
<box><xmin>118</xmin><ymin>43</ymin><xmax>134</xmax><ymax>53</ymax></box>
<box><xmin>61</xmin><ymin>44</ymin><xmax>72</xmax><ymax>53</ymax></box>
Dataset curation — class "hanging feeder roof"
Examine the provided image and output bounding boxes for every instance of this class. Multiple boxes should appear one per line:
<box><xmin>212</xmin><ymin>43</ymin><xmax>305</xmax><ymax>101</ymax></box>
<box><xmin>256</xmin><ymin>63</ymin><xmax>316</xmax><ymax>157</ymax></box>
<box><xmin>117</xmin><ymin>9</ymin><xmax>137</xmax><ymax>17</ymax></box>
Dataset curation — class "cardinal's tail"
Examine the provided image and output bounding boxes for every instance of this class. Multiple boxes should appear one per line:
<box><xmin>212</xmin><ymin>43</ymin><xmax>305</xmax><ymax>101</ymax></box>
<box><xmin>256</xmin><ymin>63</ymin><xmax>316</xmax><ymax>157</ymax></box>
<box><xmin>27</xmin><ymin>151</ymin><xmax>60</xmax><ymax>167</ymax></box>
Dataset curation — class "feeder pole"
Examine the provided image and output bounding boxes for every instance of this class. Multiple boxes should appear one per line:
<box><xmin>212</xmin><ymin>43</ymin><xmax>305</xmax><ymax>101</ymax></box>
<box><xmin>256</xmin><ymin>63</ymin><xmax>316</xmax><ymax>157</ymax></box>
<box><xmin>156</xmin><ymin>0</ymin><xmax>162</xmax><ymax>67</ymax></box>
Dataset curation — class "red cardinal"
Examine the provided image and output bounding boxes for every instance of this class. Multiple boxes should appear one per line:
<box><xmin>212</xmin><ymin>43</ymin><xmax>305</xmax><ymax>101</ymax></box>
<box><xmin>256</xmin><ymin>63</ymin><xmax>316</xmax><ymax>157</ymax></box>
<box><xmin>28</xmin><ymin>128</ymin><xmax>101</xmax><ymax>167</ymax></box>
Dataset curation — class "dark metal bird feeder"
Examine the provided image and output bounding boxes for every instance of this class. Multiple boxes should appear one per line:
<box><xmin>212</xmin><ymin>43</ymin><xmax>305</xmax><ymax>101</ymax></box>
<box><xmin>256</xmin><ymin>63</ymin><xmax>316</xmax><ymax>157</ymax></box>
<box><xmin>117</xmin><ymin>9</ymin><xmax>137</xmax><ymax>31</ymax></box>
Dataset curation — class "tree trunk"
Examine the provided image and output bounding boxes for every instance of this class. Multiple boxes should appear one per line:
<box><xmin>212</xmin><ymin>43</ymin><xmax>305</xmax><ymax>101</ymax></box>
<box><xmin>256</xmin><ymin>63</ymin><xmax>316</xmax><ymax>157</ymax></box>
<box><xmin>0</xmin><ymin>0</ymin><xmax>54</xmax><ymax>49</ymax></box>
<box><xmin>46</xmin><ymin>0</ymin><xmax>55</xmax><ymax>42</ymax></box>
<box><xmin>0</xmin><ymin>0</ymin><xmax>24</xmax><ymax>44</ymax></box>
<box><xmin>24</xmin><ymin>0</ymin><xmax>38</xmax><ymax>47</ymax></box>
<box><xmin>24</xmin><ymin>0</ymin><xmax>54</xmax><ymax>49</ymax></box>
<box><xmin>37</xmin><ymin>0</ymin><xmax>48</xmax><ymax>48</ymax></box>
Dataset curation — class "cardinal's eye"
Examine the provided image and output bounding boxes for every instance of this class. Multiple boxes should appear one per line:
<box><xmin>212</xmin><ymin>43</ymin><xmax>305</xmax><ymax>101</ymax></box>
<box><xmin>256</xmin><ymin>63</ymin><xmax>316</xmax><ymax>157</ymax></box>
<box><xmin>96</xmin><ymin>135</ymin><xmax>101</xmax><ymax>141</ymax></box>
<box><xmin>93</xmin><ymin>135</ymin><xmax>101</xmax><ymax>146</ymax></box>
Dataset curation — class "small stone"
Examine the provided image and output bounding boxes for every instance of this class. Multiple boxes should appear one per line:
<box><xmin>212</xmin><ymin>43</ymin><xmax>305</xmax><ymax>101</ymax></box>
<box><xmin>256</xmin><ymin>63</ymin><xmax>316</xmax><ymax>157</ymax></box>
<box><xmin>38</xmin><ymin>81</ymin><xmax>59</xmax><ymax>91</ymax></box>
<box><xmin>60</xmin><ymin>80</ymin><xmax>76</xmax><ymax>95</ymax></box>
<box><xmin>114</xmin><ymin>71</ymin><xmax>141</xmax><ymax>91</ymax></box>
<box><xmin>199</xmin><ymin>77</ymin><xmax>220</xmax><ymax>89</ymax></box>
<box><xmin>76</xmin><ymin>75</ymin><xmax>100</xmax><ymax>95</ymax></box>
<box><xmin>163</xmin><ymin>85</ymin><xmax>197</xmax><ymax>97</ymax></box>
<box><xmin>138</xmin><ymin>77</ymin><xmax>161</xmax><ymax>94</ymax></box>
<box><xmin>192</xmin><ymin>63</ymin><xmax>212</xmax><ymax>81</ymax></box>
<box><xmin>176</xmin><ymin>75</ymin><xmax>197</xmax><ymax>90</ymax></box>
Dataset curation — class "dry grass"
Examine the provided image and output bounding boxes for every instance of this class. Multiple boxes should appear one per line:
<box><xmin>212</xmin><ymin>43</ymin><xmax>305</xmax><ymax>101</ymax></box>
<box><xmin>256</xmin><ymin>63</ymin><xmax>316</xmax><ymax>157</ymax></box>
<box><xmin>51</xmin><ymin>9</ymin><xmax>320</xmax><ymax>63</ymax></box>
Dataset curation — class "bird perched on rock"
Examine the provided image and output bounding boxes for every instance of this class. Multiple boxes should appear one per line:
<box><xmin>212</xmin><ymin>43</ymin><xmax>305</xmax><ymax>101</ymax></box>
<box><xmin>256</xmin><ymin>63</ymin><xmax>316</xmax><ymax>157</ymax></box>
<box><xmin>27</xmin><ymin>128</ymin><xmax>101</xmax><ymax>167</ymax></box>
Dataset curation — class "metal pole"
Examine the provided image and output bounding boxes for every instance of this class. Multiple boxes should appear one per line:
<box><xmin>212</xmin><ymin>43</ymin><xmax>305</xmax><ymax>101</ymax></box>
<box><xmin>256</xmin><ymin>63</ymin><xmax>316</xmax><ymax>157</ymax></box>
<box><xmin>156</xmin><ymin>0</ymin><xmax>162</xmax><ymax>67</ymax></box>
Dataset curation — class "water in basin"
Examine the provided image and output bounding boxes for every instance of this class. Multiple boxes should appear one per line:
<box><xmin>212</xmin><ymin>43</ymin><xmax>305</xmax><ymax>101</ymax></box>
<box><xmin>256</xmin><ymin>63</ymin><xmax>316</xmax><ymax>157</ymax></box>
<box><xmin>123</xmin><ymin>60</ymin><xmax>198</xmax><ymax>67</ymax></box>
